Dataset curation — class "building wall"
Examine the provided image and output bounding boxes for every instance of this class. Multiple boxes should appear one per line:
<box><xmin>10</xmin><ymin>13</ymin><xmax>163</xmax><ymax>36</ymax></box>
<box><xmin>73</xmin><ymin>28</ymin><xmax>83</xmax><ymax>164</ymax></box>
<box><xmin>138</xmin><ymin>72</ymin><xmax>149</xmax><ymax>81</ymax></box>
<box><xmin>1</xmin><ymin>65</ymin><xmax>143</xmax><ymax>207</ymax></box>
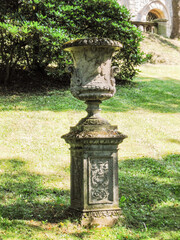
<box><xmin>118</xmin><ymin>0</ymin><xmax>174</xmax><ymax>37</ymax></box>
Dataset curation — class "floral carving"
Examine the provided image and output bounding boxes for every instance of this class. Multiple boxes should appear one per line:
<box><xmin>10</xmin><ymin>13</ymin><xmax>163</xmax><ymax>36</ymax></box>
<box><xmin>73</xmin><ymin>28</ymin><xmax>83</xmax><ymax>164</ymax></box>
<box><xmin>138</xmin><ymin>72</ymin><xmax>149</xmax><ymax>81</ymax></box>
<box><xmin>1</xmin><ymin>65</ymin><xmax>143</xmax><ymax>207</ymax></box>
<box><xmin>89</xmin><ymin>158</ymin><xmax>112</xmax><ymax>204</ymax></box>
<box><xmin>92</xmin><ymin>189</ymin><xmax>109</xmax><ymax>201</ymax></box>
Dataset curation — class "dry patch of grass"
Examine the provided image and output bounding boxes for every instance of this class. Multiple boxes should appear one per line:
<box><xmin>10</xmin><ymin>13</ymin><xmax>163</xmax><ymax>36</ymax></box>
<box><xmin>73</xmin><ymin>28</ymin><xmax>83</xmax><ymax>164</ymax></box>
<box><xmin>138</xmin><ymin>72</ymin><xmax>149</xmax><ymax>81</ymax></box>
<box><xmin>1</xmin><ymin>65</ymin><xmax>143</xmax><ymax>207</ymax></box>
<box><xmin>141</xmin><ymin>33</ymin><xmax>180</xmax><ymax>65</ymax></box>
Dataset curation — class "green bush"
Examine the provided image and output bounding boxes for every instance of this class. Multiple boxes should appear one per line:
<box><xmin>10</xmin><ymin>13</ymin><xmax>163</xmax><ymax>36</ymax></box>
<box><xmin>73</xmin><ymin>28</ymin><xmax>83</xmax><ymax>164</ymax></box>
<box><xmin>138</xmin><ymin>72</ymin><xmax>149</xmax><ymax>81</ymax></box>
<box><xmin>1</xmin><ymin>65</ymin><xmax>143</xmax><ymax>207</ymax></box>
<box><xmin>59</xmin><ymin>0</ymin><xmax>145</xmax><ymax>83</ymax></box>
<box><xmin>0</xmin><ymin>0</ymin><xmax>144</xmax><ymax>87</ymax></box>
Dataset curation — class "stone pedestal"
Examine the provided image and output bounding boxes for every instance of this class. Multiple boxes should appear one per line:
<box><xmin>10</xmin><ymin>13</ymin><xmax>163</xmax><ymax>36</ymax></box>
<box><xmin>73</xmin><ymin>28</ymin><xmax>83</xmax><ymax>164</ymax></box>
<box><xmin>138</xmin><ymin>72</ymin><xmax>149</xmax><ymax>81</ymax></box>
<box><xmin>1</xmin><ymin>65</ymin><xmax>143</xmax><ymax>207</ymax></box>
<box><xmin>63</xmin><ymin>121</ymin><xmax>126</xmax><ymax>226</ymax></box>
<box><xmin>154</xmin><ymin>19</ymin><xmax>168</xmax><ymax>37</ymax></box>
<box><xmin>62</xmin><ymin>38</ymin><xmax>127</xmax><ymax>226</ymax></box>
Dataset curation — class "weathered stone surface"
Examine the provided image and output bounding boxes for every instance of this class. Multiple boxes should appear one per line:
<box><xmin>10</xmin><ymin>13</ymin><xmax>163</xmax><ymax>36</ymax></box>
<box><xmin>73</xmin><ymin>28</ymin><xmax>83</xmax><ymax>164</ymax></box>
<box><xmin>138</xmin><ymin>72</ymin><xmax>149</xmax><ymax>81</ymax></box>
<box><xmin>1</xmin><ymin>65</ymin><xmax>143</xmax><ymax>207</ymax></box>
<box><xmin>69</xmin><ymin>208</ymin><xmax>122</xmax><ymax>227</ymax></box>
<box><xmin>63</xmin><ymin>38</ymin><xmax>122</xmax><ymax>49</ymax></box>
<box><xmin>154</xmin><ymin>19</ymin><xmax>168</xmax><ymax>37</ymax></box>
<box><xmin>62</xmin><ymin>38</ymin><xmax>127</xmax><ymax>226</ymax></box>
<box><xmin>62</xmin><ymin>124</ymin><xmax>126</xmax><ymax>143</ymax></box>
<box><xmin>118</xmin><ymin>0</ymin><xmax>176</xmax><ymax>38</ymax></box>
<box><xmin>63</xmin><ymin>38</ymin><xmax>121</xmax><ymax>101</ymax></box>
<box><xmin>63</xmin><ymin>130</ymin><xmax>126</xmax><ymax>226</ymax></box>
<box><xmin>68</xmin><ymin>138</ymin><xmax>121</xmax><ymax>210</ymax></box>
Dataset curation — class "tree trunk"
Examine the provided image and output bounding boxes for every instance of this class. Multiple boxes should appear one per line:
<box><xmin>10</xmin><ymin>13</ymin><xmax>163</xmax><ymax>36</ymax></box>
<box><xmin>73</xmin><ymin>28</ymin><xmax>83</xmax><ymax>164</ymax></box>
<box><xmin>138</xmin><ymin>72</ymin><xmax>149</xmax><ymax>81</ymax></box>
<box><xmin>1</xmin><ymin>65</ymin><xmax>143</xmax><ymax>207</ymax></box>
<box><xmin>171</xmin><ymin>0</ymin><xmax>180</xmax><ymax>38</ymax></box>
<box><xmin>4</xmin><ymin>62</ymin><xmax>10</xmax><ymax>87</ymax></box>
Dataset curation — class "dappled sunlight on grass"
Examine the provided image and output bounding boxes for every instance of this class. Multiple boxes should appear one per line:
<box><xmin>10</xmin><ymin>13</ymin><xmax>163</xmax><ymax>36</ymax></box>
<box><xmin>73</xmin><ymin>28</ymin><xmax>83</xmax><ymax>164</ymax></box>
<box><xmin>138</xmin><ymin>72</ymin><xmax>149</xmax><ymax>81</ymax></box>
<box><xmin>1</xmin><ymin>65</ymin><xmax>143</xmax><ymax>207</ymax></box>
<box><xmin>0</xmin><ymin>110</ymin><xmax>84</xmax><ymax>180</ymax></box>
<box><xmin>0</xmin><ymin>159</ymin><xmax>70</xmax><ymax>223</ymax></box>
<box><xmin>0</xmin><ymin>155</ymin><xmax>179</xmax><ymax>239</ymax></box>
<box><xmin>119</xmin><ymin>154</ymin><xmax>180</xmax><ymax>231</ymax></box>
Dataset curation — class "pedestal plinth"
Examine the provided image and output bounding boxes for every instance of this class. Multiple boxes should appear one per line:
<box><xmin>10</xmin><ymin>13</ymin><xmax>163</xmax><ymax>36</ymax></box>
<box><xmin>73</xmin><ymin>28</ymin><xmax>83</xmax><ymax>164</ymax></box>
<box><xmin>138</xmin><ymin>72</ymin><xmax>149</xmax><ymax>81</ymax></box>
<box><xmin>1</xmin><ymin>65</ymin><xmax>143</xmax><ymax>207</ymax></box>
<box><xmin>62</xmin><ymin>123</ymin><xmax>126</xmax><ymax>226</ymax></box>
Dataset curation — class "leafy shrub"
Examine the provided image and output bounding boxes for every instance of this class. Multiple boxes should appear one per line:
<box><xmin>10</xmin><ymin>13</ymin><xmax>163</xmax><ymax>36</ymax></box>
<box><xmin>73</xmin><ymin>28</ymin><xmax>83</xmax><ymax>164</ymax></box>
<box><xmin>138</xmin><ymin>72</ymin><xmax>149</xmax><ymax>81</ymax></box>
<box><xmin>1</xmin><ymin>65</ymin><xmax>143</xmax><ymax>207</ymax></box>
<box><xmin>59</xmin><ymin>0</ymin><xmax>145</xmax><ymax>83</ymax></box>
<box><xmin>0</xmin><ymin>0</ymin><xmax>144</xmax><ymax>87</ymax></box>
<box><xmin>0</xmin><ymin>0</ymin><xmax>70</xmax><ymax>86</ymax></box>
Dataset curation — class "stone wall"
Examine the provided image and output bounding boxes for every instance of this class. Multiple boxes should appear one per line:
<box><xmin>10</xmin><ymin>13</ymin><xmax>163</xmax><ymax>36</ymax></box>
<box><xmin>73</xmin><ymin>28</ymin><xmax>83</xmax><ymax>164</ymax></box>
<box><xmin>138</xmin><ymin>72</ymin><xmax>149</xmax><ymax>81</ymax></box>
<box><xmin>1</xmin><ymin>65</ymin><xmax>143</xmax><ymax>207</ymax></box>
<box><xmin>118</xmin><ymin>0</ymin><xmax>174</xmax><ymax>37</ymax></box>
<box><xmin>171</xmin><ymin>0</ymin><xmax>180</xmax><ymax>38</ymax></box>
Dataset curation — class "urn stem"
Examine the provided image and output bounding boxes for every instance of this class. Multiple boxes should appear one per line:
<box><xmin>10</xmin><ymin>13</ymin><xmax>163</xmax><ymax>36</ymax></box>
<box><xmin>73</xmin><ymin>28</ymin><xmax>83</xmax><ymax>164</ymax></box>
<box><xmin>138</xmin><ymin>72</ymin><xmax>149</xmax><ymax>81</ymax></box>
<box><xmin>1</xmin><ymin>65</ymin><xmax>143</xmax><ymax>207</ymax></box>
<box><xmin>86</xmin><ymin>100</ymin><xmax>102</xmax><ymax>119</ymax></box>
<box><xmin>77</xmin><ymin>100</ymin><xmax>110</xmax><ymax>126</ymax></box>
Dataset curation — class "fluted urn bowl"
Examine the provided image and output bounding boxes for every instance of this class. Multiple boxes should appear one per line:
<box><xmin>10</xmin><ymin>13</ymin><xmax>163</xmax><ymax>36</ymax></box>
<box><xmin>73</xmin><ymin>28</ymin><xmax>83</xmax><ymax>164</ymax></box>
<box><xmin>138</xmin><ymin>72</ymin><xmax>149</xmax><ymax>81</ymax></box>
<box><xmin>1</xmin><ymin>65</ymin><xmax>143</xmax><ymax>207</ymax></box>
<box><xmin>63</xmin><ymin>38</ymin><xmax>122</xmax><ymax>101</ymax></box>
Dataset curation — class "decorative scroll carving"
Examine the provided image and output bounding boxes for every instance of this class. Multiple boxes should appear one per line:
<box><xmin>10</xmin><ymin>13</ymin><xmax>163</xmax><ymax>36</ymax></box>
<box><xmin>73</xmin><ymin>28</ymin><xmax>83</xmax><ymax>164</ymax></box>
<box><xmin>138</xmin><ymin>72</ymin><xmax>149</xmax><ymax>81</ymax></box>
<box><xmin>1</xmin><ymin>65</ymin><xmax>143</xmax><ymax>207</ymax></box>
<box><xmin>89</xmin><ymin>158</ymin><xmax>113</xmax><ymax>204</ymax></box>
<box><xmin>69</xmin><ymin>208</ymin><xmax>121</xmax><ymax>219</ymax></box>
<box><xmin>82</xmin><ymin>209</ymin><xmax>121</xmax><ymax>219</ymax></box>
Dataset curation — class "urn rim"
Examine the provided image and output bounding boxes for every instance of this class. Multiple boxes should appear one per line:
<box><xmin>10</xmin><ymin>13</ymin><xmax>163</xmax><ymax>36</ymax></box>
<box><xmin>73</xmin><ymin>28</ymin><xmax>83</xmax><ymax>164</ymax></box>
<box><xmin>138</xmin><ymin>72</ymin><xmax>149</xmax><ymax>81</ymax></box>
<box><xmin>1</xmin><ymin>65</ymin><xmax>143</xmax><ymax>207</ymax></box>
<box><xmin>63</xmin><ymin>38</ymin><xmax>122</xmax><ymax>51</ymax></box>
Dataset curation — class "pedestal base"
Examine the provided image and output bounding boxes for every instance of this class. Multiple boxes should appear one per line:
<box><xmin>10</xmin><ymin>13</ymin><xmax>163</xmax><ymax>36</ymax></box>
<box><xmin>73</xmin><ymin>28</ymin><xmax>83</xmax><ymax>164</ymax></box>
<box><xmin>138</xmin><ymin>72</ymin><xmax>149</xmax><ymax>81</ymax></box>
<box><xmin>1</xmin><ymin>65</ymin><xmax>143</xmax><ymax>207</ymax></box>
<box><xmin>70</xmin><ymin>208</ymin><xmax>122</xmax><ymax>227</ymax></box>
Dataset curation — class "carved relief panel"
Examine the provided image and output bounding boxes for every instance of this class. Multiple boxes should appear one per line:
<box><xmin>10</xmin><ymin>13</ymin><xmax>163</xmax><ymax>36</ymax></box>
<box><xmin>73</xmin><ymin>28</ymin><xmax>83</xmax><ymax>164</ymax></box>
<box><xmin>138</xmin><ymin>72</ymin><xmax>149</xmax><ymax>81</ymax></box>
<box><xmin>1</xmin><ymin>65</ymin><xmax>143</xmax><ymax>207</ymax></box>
<box><xmin>88</xmin><ymin>157</ymin><xmax>113</xmax><ymax>204</ymax></box>
<box><xmin>70</xmin><ymin>46</ymin><xmax>116</xmax><ymax>101</ymax></box>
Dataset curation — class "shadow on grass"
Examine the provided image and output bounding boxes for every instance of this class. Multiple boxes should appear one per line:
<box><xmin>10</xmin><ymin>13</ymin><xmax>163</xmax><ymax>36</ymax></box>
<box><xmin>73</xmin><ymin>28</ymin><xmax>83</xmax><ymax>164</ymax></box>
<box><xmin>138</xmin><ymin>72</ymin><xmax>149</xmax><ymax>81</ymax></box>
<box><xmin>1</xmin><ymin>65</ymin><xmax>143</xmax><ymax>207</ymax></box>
<box><xmin>0</xmin><ymin>155</ymin><xmax>179</xmax><ymax>232</ymax></box>
<box><xmin>153</xmin><ymin>34</ymin><xmax>180</xmax><ymax>52</ymax></box>
<box><xmin>0</xmin><ymin>78</ymin><xmax>179</xmax><ymax>113</ymax></box>
<box><xmin>119</xmin><ymin>154</ymin><xmax>180</xmax><ymax>230</ymax></box>
<box><xmin>0</xmin><ymin>90</ymin><xmax>86</xmax><ymax>112</ymax></box>
<box><xmin>0</xmin><ymin>159</ymin><xmax>72</xmax><ymax>225</ymax></box>
<box><xmin>167</xmin><ymin>138</ymin><xmax>180</xmax><ymax>145</ymax></box>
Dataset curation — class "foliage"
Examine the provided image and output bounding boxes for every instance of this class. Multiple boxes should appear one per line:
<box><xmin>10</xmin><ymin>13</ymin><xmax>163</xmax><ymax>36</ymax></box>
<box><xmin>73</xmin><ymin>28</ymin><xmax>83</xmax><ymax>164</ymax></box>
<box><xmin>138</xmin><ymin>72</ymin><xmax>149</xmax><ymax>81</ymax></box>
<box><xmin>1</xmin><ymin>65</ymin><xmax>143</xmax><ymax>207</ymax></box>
<box><xmin>0</xmin><ymin>0</ymin><xmax>70</xmax><ymax>86</ymax></box>
<box><xmin>58</xmin><ymin>0</ymin><xmax>145</xmax><ymax>83</ymax></box>
<box><xmin>0</xmin><ymin>0</ymin><xmax>144</xmax><ymax>87</ymax></box>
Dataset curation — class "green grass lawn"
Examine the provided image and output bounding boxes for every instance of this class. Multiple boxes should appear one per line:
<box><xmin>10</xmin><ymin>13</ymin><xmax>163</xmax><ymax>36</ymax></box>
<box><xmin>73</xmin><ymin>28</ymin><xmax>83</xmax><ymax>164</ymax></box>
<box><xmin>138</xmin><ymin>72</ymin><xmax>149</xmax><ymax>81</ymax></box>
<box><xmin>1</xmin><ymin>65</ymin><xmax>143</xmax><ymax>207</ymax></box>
<box><xmin>0</xmin><ymin>64</ymin><xmax>180</xmax><ymax>240</ymax></box>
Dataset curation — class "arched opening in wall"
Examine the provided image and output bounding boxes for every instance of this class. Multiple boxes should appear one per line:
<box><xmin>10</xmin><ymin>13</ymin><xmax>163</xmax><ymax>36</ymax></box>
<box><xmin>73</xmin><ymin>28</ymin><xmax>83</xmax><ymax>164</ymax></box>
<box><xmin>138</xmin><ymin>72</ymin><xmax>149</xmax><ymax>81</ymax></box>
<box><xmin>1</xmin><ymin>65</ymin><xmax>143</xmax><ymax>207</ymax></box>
<box><xmin>146</xmin><ymin>9</ymin><xmax>165</xmax><ymax>21</ymax></box>
<box><xmin>136</xmin><ymin>1</ymin><xmax>170</xmax><ymax>37</ymax></box>
<box><xmin>146</xmin><ymin>9</ymin><xmax>165</xmax><ymax>34</ymax></box>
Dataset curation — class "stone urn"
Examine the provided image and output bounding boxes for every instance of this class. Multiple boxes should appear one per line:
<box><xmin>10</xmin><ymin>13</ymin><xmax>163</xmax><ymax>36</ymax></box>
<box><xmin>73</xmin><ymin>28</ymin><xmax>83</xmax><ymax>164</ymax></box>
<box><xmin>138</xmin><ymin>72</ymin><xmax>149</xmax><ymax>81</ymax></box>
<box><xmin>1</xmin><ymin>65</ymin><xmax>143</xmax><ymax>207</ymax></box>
<box><xmin>62</xmin><ymin>38</ymin><xmax>127</xmax><ymax>226</ymax></box>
